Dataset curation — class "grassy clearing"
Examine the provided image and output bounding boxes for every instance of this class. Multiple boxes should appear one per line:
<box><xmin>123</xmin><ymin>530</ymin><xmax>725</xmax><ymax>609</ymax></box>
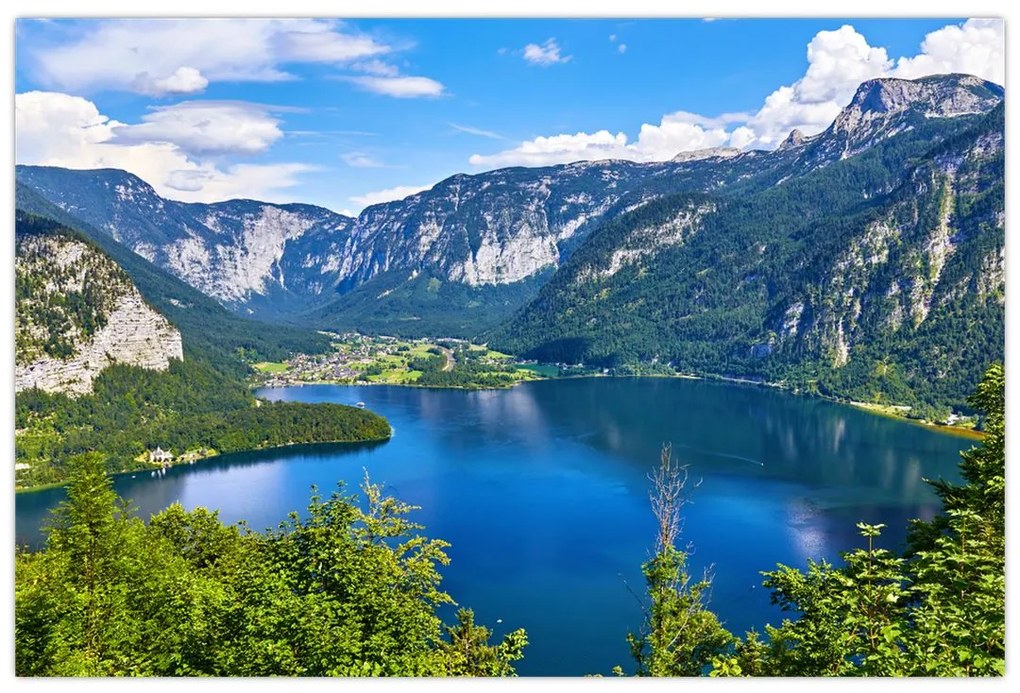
<box><xmin>518</xmin><ymin>363</ymin><xmax>561</xmax><ymax>377</ymax></box>
<box><xmin>848</xmin><ymin>400</ymin><xmax>984</xmax><ymax>440</ymax></box>
<box><xmin>253</xmin><ymin>361</ymin><xmax>289</xmax><ymax>373</ymax></box>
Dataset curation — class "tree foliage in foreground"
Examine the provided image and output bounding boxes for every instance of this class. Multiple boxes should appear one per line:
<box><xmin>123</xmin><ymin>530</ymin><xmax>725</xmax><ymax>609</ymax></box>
<box><xmin>618</xmin><ymin>444</ymin><xmax>733</xmax><ymax>676</ymax></box>
<box><xmin>15</xmin><ymin>458</ymin><xmax>526</xmax><ymax>676</ymax></box>
<box><xmin>627</xmin><ymin>363</ymin><xmax>1004</xmax><ymax>677</ymax></box>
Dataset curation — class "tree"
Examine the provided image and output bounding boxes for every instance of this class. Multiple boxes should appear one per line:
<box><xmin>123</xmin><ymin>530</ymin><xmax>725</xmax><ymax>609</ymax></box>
<box><xmin>16</xmin><ymin>460</ymin><xmax>527</xmax><ymax>677</ymax></box>
<box><xmin>712</xmin><ymin>363</ymin><xmax>1005</xmax><ymax>676</ymax></box>
<box><xmin>440</xmin><ymin>609</ymin><xmax>528</xmax><ymax>676</ymax></box>
<box><xmin>622</xmin><ymin>443</ymin><xmax>734</xmax><ymax>676</ymax></box>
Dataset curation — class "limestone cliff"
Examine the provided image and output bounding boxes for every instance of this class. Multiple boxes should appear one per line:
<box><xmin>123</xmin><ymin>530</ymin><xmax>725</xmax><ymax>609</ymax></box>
<box><xmin>15</xmin><ymin>228</ymin><xmax>183</xmax><ymax>396</ymax></box>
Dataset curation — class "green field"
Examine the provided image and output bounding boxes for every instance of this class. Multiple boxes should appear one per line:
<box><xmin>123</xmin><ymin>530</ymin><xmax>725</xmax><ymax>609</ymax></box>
<box><xmin>518</xmin><ymin>363</ymin><xmax>561</xmax><ymax>377</ymax></box>
<box><xmin>253</xmin><ymin>361</ymin><xmax>289</xmax><ymax>373</ymax></box>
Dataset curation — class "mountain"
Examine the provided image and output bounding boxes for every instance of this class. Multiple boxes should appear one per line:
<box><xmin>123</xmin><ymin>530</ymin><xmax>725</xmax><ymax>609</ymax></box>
<box><xmin>489</xmin><ymin>78</ymin><xmax>1004</xmax><ymax>414</ymax></box>
<box><xmin>15</xmin><ymin>213</ymin><xmax>183</xmax><ymax>396</ymax></box>
<box><xmin>17</xmin><ymin>75</ymin><xmax>1003</xmax><ymax>341</ymax></box>
<box><xmin>13</xmin><ymin>168</ymin><xmax>354</xmax><ymax>318</ymax></box>
<box><xmin>14</xmin><ymin>183</ymin><xmax>332</xmax><ymax>376</ymax></box>
<box><xmin>14</xmin><ymin>74</ymin><xmax>1005</xmax><ymax>409</ymax></box>
<box><xmin>15</xmin><ymin>156</ymin><xmax>755</xmax><ymax>334</ymax></box>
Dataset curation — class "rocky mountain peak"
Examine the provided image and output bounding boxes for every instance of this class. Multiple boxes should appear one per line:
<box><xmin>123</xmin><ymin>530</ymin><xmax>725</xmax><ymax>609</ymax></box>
<box><xmin>777</xmin><ymin>129</ymin><xmax>807</xmax><ymax>150</ymax></box>
<box><xmin>671</xmin><ymin>146</ymin><xmax>742</xmax><ymax>163</ymax></box>
<box><xmin>835</xmin><ymin>74</ymin><xmax>1004</xmax><ymax>133</ymax></box>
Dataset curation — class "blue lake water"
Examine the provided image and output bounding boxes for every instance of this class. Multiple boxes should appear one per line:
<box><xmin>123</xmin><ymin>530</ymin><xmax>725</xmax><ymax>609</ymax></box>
<box><xmin>14</xmin><ymin>377</ymin><xmax>972</xmax><ymax>676</ymax></box>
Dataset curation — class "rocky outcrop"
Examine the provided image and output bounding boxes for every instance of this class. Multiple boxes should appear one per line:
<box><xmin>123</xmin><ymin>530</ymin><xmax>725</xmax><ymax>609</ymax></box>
<box><xmin>577</xmin><ymin>201</ymin><xmax>716</xmax><ymax>281</ymax></box>
<box><xmin>821</xmin><ymin>73</ymin><xmax>1004</xmax><ymax>160</ymax></box>
<box><xmin>671</xmin><ymin>147</ymin><xmax>742</xmax><ymax>163</ymax></box>
<box><xmin>15</xmin><ymin>233</ymin><xmax>183</xmax><ymax>396</ymax></box>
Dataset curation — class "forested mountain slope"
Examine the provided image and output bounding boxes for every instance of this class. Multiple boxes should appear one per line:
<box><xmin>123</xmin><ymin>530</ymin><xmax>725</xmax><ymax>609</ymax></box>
<box><xmin>489</xmin><ymin>96</ymin><xmax>1004</xmax><ymax>415</ymax></box>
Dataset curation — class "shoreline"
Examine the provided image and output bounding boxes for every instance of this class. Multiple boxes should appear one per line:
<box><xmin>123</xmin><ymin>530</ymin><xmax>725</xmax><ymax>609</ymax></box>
<box><xmin>15</xmin><ymin>430</ymin><xmax>393</xmax><ymax>495</ymax></box>
<box><xmin>19</xmin><ymin>370</ymin><xmax>977</xmax><ymax>495</ymax></box>
<box><xmin>254</xmin><ymin>369</ymin><xmax>983</xmax><ymax>440</ymax></box>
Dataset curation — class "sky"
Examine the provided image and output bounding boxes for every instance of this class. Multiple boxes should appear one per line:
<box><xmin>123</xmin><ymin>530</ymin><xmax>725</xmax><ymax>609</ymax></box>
<box><xmin>14</xmin><ymin>17</ymin><xmax>1005</xmax><ymax>215</ymax></box>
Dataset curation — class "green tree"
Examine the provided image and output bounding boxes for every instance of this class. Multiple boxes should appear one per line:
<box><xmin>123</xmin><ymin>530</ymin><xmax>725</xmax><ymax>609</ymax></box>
<box><xmin>622</xmin><ymin>444</ymin><xmax>734</xmax><ymax>676</ymax></box>
<box><xmin>16</xmin><ymin>459</ymin><xmax>526</xmax><ymax>677</ymax></box>
<box><xmin>712</xmin><ymin>363</ymin><xmax>1005</xmax><ymax>677</ymax></box>
<box><xmin>440</xmin><ymin>609</ymin><xmax>528</xmax><ymax>676</ymax></box>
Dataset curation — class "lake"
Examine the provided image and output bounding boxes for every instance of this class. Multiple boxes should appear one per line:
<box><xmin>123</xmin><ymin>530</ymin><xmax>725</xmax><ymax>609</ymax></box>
<box><xmin>14</xmin><ymin>377</ymin><xmax>972</xmax><ymax>676</ymax></box>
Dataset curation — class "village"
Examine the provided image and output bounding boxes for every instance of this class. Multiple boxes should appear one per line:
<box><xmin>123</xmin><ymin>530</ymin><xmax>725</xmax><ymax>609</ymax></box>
<box><xmin>250</xmin><ymin>332</ymin><xmax>528</xmax><ymax>387</ymax></box>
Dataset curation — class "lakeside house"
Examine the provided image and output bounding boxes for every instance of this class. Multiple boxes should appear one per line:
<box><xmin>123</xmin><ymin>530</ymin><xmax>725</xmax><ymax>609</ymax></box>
<box><xmin>148</xmin><ymin>446</ymin><xmax>173</xmax><ymax>465</ymax></box>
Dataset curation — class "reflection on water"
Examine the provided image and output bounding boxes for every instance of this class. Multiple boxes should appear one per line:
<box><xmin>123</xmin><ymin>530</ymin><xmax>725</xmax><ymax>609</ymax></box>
<box><xmin>15</xmin><ymin>377</ymin><xmax>968</xmax><ymax>676</ymax></box>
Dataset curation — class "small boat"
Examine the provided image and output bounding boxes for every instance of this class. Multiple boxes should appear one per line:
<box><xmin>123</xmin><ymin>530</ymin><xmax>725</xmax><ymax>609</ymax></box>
<box><xmin>356</xmin><ymin>401</ymin><xmax>366</xmax><ymax>408</ymax></box>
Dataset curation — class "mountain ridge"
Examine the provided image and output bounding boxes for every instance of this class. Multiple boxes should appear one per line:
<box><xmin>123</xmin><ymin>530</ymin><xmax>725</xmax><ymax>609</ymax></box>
<box><xmin>15</xmin><ymin>74</ymin><xmax>1005</xmax><ymax>409</ymax></box>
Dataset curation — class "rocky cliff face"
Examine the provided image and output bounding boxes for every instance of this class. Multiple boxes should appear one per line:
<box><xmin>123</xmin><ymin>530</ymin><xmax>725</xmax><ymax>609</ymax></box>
<box><xmin>783</xmin><ymin>106</ymin><xmax>1005</xmax><ymax>371</ymax></box>
<box><xmin>15</xmin><ymin>230</ymin><xmax>183</xmax><ymax>396</ymax></box>
<box><xmin>803</xmin><ymin>73</ymin><xmax>1004</xmax><ymax>162</ymax></box>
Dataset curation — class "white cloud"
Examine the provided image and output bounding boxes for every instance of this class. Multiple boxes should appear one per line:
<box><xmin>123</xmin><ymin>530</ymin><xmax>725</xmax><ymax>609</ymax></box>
<box><xmin>893</xmin><ymin>18</ymin><xmax>1004</xmax><ymax>85</ymax></box>
<box><xmin>469</xmin><ymin>110</ymin><xmax>733</xmax><ymax>168</ymax></box>
<box><xmin>341</xmin><ymin>151</ymin><xmax>386</xmax><ymax>168</ymax></box>
<box><xmin>27</xmin><ymin>19</ymin><xmax>391</xmax><ymax>95</ymax></box>
<box><xmin>350</xmin><ymin>184</ymin><xmax>433</xmax><ymax>209</ymax></box>
<box><xmin>16</xmin><ymin>90</ymin><xmax>313</xmax><ymax>203</ymax></box>
<box><xmin>608</xmin><ymin>34</ymin><xmax>617</xmax><ymax>42</ymax></box>
<box><xmin>471</xmin><ymin>18</ymin><xmax>1004</xmax><ymax>167</ymax></box>
<box><xmin>110</xmin><ymin>101</ymin><xmax>284</xmax><ymax>156</ymax></box>
<box><xmin>136</xmin><ymin>66</ymin><xmax>209</xmax><ymax>96</ymax></box>
<box><xmin>344</xmin><ymin>75</ymin><xmax>446</xmax><ymax>98</ymax></box>
<box><xmin>523</xmin><ymin>39</ymin><xmax>571</xmax><ymax>66</ymax></box>
<box><xmin>618</xmin><ymin>44</ymin><xmax>627</xmax><ymax>54</ymax></box>
<box><xmin>737</xmin><ymin>24</ymin><xmax>893</xmax><ymax>148</ymax></box>
<box><xmin>449</xmin><ymin>122</ymin><xmax>504</xmax><ymax>140</ymax></box>
<box><xmin>350</xmin><ymin>59</ymin><xmax>400</xmax><ymax>77</ymax></box>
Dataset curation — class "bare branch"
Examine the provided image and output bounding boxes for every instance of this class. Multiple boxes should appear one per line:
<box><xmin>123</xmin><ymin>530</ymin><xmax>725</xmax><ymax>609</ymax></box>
<box><xmin>650</xmin><ymin>443</ymin><xmax>689</xmax><ymax>553</ymax></box>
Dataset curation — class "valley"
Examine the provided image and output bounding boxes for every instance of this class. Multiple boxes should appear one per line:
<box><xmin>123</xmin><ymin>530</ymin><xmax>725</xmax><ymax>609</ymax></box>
<box><xmin>250</xmin><ymin>332</ymin><xmax>548</xmax><ymax>389</ymax></box>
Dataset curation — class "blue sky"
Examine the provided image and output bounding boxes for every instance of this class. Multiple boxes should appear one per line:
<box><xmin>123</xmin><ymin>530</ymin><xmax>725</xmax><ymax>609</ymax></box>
<box><xmin>14</xmin><ymin>17</ymin><xmax>1004</xmax><ymax>214</ymax></box>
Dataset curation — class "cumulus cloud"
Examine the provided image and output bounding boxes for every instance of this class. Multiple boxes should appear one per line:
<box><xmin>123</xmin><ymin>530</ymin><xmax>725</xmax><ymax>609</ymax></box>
<box><xmin>110</xmin><ymin>101</ymin><xmax>284</xmax><ymax>156</ymax></box>
<box><xmin>893</xmin><ymin>18</ymin><xmax>1004</xmax><ymax>85</ymax></box>
<box><xmin>349</xmin><ymin>184</ymin><xmax>433</xmax><ymax>209</ymax></box>
<box><xmin>344</xmin><ymin>75</ymin><xmax>446</xmax><ymax>98</ymax></box>
<box><xmin>618</xmin><ymin>44</ymin><xmax>627</xmax><ymax>54</ymax></box>
<box><xmin>523</xmin><ymin>39</ymin><xmax>571</xmax><ymax>66</ymax></box>
<box><xmin>16</xmin><ymin>91</ymin><xmax>313</xmax><ymax>203</ymax></box>
<box><xmin>736</xmin><ymin>24</ymin><xmax>893</xmax><ymax>148</ymax></box>
<box><xmin>26</xmin><ymin>19</ymin><xmax>391</xmax><ymax>95</ymax></box>
<box><xmin>470</xmin><ymin>18</ymin><xmax>1004</xmax><ymax>167</ymax></box>
<box><xmin>134</xmin><ymin>66</ymin><xmax>209</xmax><ymax>96</ymax></box>
<box><xmin>469</xmin><ymin>110</ymin><xmax>734</xmax><ymax>168</ymax></box>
